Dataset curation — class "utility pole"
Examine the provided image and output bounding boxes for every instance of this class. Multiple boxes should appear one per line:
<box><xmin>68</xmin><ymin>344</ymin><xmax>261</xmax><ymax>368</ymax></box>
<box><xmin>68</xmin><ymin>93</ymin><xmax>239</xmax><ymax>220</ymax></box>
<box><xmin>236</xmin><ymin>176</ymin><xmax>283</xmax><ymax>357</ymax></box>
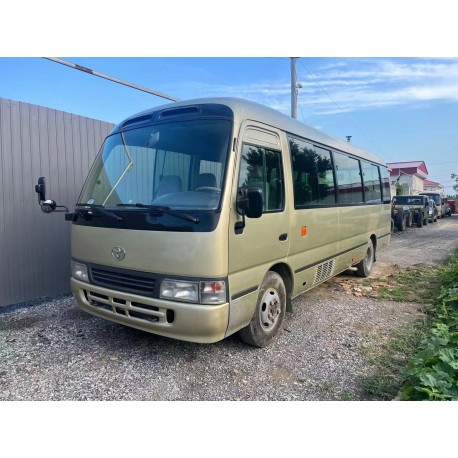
<box><xmin>291</xmin><ymin>57</ymin><xmax>299</xmax><ymax>119</ymax></box>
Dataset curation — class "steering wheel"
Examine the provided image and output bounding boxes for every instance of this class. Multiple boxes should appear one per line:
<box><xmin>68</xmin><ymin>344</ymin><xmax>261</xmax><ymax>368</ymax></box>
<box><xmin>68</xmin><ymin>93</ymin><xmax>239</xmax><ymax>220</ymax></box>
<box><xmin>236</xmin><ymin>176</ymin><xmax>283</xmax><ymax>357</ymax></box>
<box><xmin>195</xmin><ymin>187</ymin><xmax>221</xmax><ymax>193</ymax></box>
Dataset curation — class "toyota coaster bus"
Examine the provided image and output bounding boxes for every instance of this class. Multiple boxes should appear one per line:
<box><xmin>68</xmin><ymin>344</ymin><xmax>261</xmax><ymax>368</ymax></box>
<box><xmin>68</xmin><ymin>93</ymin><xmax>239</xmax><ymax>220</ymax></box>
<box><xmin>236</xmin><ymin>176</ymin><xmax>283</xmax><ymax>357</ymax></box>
<box><xmin>36</xmin><ymin>97</ymin><xmax>391</xmax><ymax>347</ymax></box>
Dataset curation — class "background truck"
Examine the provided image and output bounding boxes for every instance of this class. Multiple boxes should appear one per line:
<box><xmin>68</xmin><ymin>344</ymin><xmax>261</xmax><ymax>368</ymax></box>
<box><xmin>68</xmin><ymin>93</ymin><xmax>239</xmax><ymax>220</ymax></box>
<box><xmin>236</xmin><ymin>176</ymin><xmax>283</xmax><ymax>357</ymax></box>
<box><xmin>393</xmin><ymin>195</ymin><xmax>429</xmax><ymax>228</ymax></box>
<box><xmin>420</xmin><ymin>191</ymin><xmax>445</xmax><ymax>218</ymax></box>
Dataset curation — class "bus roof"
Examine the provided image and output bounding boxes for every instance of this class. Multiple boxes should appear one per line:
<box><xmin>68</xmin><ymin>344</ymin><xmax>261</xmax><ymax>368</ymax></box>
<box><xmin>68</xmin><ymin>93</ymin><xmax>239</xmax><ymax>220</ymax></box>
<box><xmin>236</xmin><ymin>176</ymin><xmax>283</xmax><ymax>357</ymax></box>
<box><xmin>112</xmin><ymin>97</ymin><xmax>386</xmax><ymax>166</ymax></box>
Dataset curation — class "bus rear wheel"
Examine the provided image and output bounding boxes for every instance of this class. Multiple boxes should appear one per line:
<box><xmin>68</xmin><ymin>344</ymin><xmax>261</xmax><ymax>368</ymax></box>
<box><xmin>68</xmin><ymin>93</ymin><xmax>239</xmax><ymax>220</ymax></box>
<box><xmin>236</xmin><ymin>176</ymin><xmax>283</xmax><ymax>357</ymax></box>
<box><xmin>355</xmin><ymin>241</ymin><xmax>374</xmax><ymax>278</ymax></box>
<box><xmin>239</xmin><ymin>271</ymin><xmax>286</xmax><ymax>348</ymax></box>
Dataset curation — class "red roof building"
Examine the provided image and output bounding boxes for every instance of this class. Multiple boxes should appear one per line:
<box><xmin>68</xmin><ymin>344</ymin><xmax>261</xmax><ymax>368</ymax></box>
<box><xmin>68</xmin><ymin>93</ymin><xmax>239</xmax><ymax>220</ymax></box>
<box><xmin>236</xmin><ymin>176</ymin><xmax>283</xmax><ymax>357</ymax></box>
<box><xmin>387</xmin><ymin>161</ymin><xmax>428</xmax><ymax>179</ymax></box>
<box><xmin>386</xmin><ymin>161</ymin><xmax>428</xmax><ymax>195</ymax></box>
<box><xmin>423</xmin><ymin>179</ymin><xmax>444</xmax><ymax>193</ymax></box>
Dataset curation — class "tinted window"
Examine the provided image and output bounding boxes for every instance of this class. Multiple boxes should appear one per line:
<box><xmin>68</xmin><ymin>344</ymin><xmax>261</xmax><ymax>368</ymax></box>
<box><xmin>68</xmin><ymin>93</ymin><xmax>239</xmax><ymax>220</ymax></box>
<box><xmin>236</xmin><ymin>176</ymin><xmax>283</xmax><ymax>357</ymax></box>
<box><xmin>379</xmin><ymin>166</ymin><xmax>391</xmax><ymax>202</ymax></box>
<box><xmin>334</xmin><ymin>152</ymin><xmax>363</xmax><ymax>204</ymax></box>
<box><xmin>361</xmin><ymin>162</ymin><xmax>382</xmax><ymax>203</ymax></box>
<box><xmin>289</xmin><ymin>137</ymin><xmax>335</xmax><ymax>207</ymax></box>
<box><xmin>238</xmin><ymin>144</ymin><xmax>284</xmax><ymax>212</ymax></box>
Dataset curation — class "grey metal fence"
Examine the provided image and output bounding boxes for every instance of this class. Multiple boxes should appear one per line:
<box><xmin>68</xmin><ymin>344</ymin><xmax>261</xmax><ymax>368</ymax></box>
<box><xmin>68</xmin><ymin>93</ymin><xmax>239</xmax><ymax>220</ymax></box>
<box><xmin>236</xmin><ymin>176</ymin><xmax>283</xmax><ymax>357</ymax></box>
<box><xmin>0</xmin><ymin>97</ymin><xmax>114</xmax><ymax>307</ymax></box>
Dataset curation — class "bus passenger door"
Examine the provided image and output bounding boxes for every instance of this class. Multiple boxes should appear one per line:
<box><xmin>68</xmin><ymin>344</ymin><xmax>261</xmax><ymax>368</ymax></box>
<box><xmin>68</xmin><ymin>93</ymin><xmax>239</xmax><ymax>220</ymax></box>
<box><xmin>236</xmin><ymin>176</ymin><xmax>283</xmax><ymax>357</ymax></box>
<box><xmin>227</xmin><ymin>125</ymin><xmax>290</xmax><ymax>335</ymax></box>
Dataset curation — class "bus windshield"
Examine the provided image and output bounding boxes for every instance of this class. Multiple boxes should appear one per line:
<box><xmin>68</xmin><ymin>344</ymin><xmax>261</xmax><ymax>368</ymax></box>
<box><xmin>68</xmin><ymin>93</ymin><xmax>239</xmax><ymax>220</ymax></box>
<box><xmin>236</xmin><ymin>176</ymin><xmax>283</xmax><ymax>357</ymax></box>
<box><xmin>78</xmin><ymin>119</ymin><xmax>232</xmax><ymax>211</ymax></box>
<box><xmin>421</xmin><ymin>193</ymin><xmax>441</xmax><ymax>205</ymax></box>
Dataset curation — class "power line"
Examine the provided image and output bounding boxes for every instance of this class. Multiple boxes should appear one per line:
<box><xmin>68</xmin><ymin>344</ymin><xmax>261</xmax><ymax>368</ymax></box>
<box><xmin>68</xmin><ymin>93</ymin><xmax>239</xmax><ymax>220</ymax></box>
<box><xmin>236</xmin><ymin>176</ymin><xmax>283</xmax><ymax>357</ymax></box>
<box><xmin>43</xmin><ymin>57</ymin><xmax>179</xmax><ymax>102</ymax></box>
<box><xmin>427</xmin><ymin>161</ymin><xmax>458</xmax><ymax>166</ymax></box>
<box><xmin>296</xmin><ymin>59</ymin><xmax>387</xmax><ymax>159</ymax></box>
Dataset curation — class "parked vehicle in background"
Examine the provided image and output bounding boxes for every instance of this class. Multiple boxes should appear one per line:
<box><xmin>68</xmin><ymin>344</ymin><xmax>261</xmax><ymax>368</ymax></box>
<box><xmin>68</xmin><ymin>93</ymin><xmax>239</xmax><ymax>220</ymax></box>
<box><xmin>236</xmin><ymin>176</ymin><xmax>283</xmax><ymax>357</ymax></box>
<box><xmin>449</xmin><ymin>200</ymin><xmax>456</xmax><ymax>214</ymax></box>
<box><xmin>428</xmin><ymin>199</ymin><xmax>438</xmax><ymax>223</ymax></box>
<box><xmin>420</xmin><ymin>191</ymin><xmax>445</xmax><ymax>218</ymax></box>
<box><xmin>444</xmin><ymin>198</ymin><xmax>452</xmax><ymax>217</ymax></box>
<box><xmin>391</xmin><ymin>198</ymin><xmax>412</xmax><ymax>232</ymax></box>
<box><xmin>393</xmin><ymin>195</ymin><xmax>429</xmax><ymax>228</ymax></box>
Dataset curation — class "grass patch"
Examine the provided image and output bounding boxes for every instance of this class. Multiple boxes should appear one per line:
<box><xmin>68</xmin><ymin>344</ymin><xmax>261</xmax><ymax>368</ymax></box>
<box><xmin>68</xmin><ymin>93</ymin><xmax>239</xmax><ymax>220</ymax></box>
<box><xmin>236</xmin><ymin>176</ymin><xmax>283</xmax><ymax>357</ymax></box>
<box><xmin>360</xmin><ymin>250</ymin><xmax>458</xmax><ymax>401</ymax></box>
<box><xmin>397</xmin><ymin>251</ymin><xmax>458</xmax><ymax>400</ymax></box>
<box><xmin>372</xmin><ymin>264</ymin><xmax>440</xmax><ymax>304</ymax></box>
<box><xmin>360</xmin><ymin>322</ymin><xmax>429</xmax><ymax>400</ymax></box>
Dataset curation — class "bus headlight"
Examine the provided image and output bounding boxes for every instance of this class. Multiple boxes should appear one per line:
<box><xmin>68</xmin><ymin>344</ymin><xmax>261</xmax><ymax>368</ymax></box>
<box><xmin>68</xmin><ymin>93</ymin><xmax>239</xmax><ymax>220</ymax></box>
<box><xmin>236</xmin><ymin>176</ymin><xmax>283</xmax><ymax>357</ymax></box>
<box><xmin>71</xmin><ymin>260</ymin><xmax>89</xmax><ymax>282</ymax></box>
<box><xmin>160</xmin><ymin>279</ymin><xmax>226</xmax><ymax>304</ymax></box>
<box><xmin>160</xmin><ymin>280</ymin><xmax>199</xmax><ymax>302</ymax></box>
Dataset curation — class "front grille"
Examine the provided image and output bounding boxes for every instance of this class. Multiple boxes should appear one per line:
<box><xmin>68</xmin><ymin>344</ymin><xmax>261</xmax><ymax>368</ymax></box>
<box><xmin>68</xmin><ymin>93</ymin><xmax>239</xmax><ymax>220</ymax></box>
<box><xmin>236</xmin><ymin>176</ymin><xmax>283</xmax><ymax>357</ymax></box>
<box><xmin>90</xmin><ymin>267</ymin><xmax>156</xmax><ymax>295</ymax></box>
<box><xmin>84</xmin><ymin>290</ymin><xmax>174</xmax><ymax>324</ymax></box>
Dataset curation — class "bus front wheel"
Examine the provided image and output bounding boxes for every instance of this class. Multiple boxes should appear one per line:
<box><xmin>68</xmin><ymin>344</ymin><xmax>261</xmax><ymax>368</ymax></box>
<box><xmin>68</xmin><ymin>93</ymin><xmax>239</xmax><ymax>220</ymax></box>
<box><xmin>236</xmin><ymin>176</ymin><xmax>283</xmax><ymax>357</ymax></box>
<box><xmin>239</xmin><ymin>271</ymin><xmax>286</xmax><ymax>348</ymax></box>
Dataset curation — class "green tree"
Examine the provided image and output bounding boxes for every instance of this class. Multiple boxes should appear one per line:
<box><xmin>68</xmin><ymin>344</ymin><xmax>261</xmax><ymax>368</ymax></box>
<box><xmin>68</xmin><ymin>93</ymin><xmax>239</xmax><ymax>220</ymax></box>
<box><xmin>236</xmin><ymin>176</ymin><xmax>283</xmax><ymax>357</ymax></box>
<box><xmin>451</xmin><ymin>173</ymin><xmax>458</xmax><ymax>193</ymax></box>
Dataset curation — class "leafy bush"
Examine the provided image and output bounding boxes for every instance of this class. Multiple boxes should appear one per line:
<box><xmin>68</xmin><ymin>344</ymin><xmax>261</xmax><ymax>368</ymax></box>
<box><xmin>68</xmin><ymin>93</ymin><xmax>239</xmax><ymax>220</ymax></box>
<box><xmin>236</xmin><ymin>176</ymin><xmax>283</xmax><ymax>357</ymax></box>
<box><xmin>398</xmin><ymin>253</ymin><xmax>458</xmax><ymax>401</ymax></box>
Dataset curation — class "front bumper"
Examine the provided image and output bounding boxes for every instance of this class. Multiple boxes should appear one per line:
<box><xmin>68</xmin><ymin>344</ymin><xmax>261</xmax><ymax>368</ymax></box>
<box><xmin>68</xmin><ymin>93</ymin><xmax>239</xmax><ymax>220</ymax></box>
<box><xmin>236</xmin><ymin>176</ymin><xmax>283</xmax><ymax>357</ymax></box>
<box><xmin>71</xmin><ymin>278</ymin><xmax>229</xmax><ymax>343</ymax></box>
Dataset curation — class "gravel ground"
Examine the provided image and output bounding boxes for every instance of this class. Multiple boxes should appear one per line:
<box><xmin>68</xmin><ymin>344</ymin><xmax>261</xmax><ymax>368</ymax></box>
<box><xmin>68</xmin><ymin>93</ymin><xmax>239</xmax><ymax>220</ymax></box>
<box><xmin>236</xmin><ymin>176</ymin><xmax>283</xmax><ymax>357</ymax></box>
<box><xmin>1</xmin><ymin>215</ymin><xmax>457</xmax><ymax>401</ymax></box>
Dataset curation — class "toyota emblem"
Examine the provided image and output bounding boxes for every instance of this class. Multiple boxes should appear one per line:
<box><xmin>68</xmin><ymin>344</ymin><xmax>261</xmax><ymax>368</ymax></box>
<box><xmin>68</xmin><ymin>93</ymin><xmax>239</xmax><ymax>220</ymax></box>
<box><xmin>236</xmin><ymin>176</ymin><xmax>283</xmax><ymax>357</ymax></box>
<box><xmin>112</xmin><ymin>246</ymin><xmax>126</xmax><ymax>261</ymax></box>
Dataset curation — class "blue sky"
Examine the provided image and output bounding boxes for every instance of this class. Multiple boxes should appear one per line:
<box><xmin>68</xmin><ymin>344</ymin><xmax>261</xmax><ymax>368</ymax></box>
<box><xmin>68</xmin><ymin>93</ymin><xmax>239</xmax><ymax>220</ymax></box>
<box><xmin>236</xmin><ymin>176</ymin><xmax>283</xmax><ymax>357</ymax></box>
<box><xmin>1</xmin><ymin>56</ymin><xmax>457</xmax><ymax>194</ymax></box>
<box><xmin>2</xmin><ymin>1</ymin><xmax>458</xmax><ymax>195</ymax></box>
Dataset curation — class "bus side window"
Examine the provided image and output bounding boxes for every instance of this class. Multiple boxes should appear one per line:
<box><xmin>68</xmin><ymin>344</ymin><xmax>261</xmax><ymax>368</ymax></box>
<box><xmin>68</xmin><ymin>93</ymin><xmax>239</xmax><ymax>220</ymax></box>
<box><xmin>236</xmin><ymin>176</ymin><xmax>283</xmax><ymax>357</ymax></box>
<box><xmin>238</xmin><ymin>144</ymin><xmax>284</xmax><ymax>213</ymax></box>
<box><xmin>288</xmin><ymin>136</ymin><xmax>335</xmax><ymax>207</ymax></box>
<box><xmin>361</xmin><ymin>161</ymin><xmax>382</xmax><ymax>203</ymax></box>
<box><xmin>334</xmin><ymin>152</ymin><xmax>363</xmax><ymax>204</ymax></box>
<box><xmin>379</xmin><ymin>166</ymin><xmax>391</xmax><ymax>203</ymax></box>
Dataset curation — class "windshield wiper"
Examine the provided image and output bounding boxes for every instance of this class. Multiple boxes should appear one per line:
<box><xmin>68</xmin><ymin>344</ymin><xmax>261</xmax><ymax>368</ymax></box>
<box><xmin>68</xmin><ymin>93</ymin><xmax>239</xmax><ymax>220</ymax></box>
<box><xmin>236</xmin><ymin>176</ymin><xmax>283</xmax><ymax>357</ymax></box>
<box><xmin>76</xmin><ymin>204</ymin><xmax>124</xmax><ymax>222</ymax></box>
<box><xmin>116</xmin><ymin>203</ymin><xmax>199</xmax><ymax>224</ymax></box>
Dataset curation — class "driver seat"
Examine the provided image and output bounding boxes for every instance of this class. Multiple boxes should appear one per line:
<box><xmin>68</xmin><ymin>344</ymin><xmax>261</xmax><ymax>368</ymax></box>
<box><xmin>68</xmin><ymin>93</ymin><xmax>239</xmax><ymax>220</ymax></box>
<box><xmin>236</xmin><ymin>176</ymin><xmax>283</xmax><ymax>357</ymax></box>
<box><xmin>195</xmin><ymin>173</ymin><xmax>217</xmax><ymax>189</ymax></box>
<box><xmin>155</xmin><ymin>175</ymin><xmax>182</xmax><ymax>199</ymax></box>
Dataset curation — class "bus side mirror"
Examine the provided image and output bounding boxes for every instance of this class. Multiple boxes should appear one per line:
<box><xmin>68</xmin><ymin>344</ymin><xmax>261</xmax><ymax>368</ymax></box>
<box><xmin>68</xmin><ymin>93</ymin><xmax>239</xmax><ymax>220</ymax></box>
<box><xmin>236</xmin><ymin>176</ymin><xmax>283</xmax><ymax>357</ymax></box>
<box><xmin>41</xmin><ymin>199</ymin><xmax>57</xmax><ymax>213</ymax></box>
<box><xmin>35</xmin><ymin>176</ymin><xmax>70</xmax><ymax>215</ymax></box>
<box><xmin>35</xmin><ymin>176</ymin><xmax>47</xmax><ymax>202</ymax></box>
<box><xmin>237</xmin><ymin>187</ymin><xmax>263</xmax><ymax>219</ymax></box>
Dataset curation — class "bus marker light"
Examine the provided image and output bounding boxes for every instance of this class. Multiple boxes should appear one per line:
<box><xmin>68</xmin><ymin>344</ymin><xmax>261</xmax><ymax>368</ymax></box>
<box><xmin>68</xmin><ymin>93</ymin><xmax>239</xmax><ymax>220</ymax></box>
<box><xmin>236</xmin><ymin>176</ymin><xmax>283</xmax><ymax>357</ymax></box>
<box><xmin>301</xmin><ymin>226</ymin><xmax>307</xmax><ymax>237</ymax></box>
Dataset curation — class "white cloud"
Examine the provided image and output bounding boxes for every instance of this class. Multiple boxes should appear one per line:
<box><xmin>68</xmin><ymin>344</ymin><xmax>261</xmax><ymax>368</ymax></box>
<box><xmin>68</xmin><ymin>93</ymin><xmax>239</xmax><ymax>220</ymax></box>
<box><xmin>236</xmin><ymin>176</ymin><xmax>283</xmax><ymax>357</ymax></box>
<box><xmin>171</xmin><ymin>58</ymin><xmax>458</xmax><ymax>118</ymax></box>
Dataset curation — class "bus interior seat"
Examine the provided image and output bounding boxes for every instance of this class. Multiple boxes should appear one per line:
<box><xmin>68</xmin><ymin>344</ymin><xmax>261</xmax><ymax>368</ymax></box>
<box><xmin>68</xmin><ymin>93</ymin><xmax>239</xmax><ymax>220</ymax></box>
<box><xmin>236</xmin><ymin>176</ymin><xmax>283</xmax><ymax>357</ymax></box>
<box><xmin>195</xmin><ymin>173</ymin><xmax>217</xmax><ymax>189</ymax></box>
<box><xmin>155</xmin><ymin>175</ymin><xmax>182</xmax><ymax>199</ymax></box>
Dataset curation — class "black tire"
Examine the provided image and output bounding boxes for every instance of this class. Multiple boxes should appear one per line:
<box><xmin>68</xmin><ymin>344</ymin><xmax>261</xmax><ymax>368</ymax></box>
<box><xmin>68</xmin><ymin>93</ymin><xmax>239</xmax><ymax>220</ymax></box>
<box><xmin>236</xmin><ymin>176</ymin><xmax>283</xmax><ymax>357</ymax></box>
<box><xmin>356</xmin><ymin>241</ymin><xmax>375</xmax><ymax>278</ymax></box>
<box><xmin>396</xmin><ymin>212</ymin><xmax>406</xmax><ymax>231</ymax></box>
<box><xmin>239</xmin><ymin>271</ymin><xmax>286</xmax><ymax>348</ymax></box>
<box><xmin>406</xmin><ymin>213</ymin><xmax>413</xmax><ymax>227</ymax></box>
<box><xmin>417</xmin><ymin>214</ymin><xmax>423</xmax><ymax>227</ymax></box>
<box><xmin>391</xmin><ymin>218</ymin><xmax>395</xmax><ymax>233</ymax></box>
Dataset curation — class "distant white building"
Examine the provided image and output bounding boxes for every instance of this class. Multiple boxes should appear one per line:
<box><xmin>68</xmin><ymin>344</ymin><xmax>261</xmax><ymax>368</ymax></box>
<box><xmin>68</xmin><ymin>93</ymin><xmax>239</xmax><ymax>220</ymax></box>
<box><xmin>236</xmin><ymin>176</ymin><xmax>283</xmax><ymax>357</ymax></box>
<box><xmin>386</xmin><ymin>161</ymin><xmax>428</xmax><ymax>195</ymax></box>
<box><xmin>423</xmin><ymin>179</ymin><xmax>444</xmax><ymax>193</ymax></box>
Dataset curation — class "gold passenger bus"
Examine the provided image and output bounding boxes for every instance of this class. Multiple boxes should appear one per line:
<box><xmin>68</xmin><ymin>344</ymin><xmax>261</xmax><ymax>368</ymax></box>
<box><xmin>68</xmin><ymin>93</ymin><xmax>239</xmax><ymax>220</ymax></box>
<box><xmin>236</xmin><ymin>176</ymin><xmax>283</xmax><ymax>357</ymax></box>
<box><xmin>36</xmin><ymin>98</ymin><xmax>391</xmax><ymax>347</ymax></box>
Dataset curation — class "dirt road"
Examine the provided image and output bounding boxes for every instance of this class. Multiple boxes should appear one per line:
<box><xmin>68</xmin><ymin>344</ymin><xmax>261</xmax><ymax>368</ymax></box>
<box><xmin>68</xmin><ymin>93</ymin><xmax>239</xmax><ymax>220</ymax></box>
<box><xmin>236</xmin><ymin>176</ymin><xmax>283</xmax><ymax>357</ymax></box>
<box><xmin>1</xmin><ymin>215</ymin><xmax>457</xmax><ymax>400</ymax></box>
<box><xmin>378</xmin><ymin>214</ymin><xmax>457</xmax><ymax>266</ymax></box>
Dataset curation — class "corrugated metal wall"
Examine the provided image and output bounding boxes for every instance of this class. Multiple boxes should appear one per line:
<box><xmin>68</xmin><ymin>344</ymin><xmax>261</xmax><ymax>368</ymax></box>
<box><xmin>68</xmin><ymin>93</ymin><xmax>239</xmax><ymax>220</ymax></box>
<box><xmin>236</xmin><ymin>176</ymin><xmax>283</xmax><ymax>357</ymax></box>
<box><xmin>0</xmin><ymin>97</ymin><xmax>114</xmax><ymax>307</ymax></box>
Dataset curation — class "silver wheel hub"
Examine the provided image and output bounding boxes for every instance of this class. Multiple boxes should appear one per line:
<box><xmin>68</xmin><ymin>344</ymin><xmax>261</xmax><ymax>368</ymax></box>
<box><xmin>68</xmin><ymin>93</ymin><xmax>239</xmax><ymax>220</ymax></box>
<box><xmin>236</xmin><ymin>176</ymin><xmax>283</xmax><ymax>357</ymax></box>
<box><xmin>260</xmin><ymin>288</ymin><xmax>281</xmax><ymax>331</ymax></box>
<box><xmin>365</xmin><ymin>246</ymin><xmax>373</xmax><ymax>270</ymax></box>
